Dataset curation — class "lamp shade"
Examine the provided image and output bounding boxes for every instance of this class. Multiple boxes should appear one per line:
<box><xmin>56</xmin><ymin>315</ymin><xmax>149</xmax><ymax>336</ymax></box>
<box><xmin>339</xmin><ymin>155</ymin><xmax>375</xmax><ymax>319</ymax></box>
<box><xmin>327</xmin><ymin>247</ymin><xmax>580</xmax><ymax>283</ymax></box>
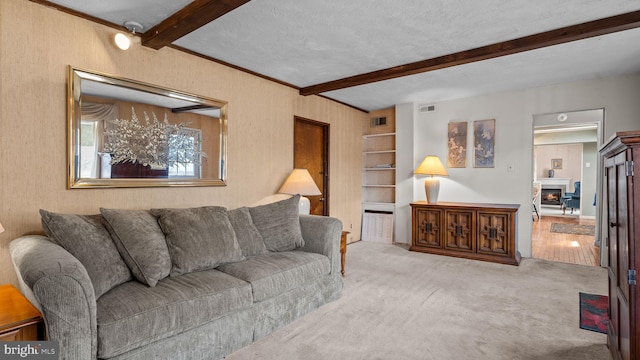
<box><xmin>0</xmin><ymin>222</ymin><xmax>4</xmax><ymax>234</ymax></box>
<box><xmin>415</xmin><ymin>155</ymin><xmax>449</xmax><ymax>176</ymax></box>
<box><xmin>278</xmin><ymin>169</ymin><xmax>322</xmax><ymax>196</ymax></box>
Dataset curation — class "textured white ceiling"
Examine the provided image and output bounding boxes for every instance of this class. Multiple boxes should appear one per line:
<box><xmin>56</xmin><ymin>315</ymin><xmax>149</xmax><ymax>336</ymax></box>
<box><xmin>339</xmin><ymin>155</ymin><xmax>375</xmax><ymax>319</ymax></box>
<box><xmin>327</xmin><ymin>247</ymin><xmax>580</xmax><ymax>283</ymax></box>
<box><xmin>47</xmin><ymin>0</ymin><xmax>193</xmax><ymax>31</ymax></box>
<box><xmin>44</xmin><ymin>0</ymin><xmax>640</xmax><ymax>111</ymax></box>
<box><xmin>323</xmin><ymin>27</ymin><xmax>640</xmax><ymax>110</ymax></box>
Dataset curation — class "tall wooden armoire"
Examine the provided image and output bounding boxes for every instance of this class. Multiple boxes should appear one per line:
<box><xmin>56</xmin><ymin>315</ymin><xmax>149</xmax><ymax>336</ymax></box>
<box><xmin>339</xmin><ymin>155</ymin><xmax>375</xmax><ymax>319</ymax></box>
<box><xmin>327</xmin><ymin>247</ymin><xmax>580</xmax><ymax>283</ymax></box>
<box><xmin>600</xmin><ymin>130</ymin><xmax>640</xmax><ymax>360</ymax></box>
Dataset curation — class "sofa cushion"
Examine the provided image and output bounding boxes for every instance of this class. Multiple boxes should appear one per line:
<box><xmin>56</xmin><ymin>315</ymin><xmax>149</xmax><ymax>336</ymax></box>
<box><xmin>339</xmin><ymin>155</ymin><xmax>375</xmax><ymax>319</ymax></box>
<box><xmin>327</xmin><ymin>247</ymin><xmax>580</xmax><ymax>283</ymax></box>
<box><xmin>39</xmin><ymin>210</ymin><xmax>132</xmax><ymax>299</ymax></box>
<box><xmin>248</xmin><ymin>195</ymin><xmax>305</xmax><ymax>252</ymax></box>
<box><xmin>150</xmin><ymin>206</ymin><xmax>245</xmax><ymax>276</ymax></box>
<box><xmin>100</xmin><ymin>208</ymin><xmax>172</xmax><ymax>287</ymax></box>
<box><xmin>216</xmin><ymin>251</ymin><xmax>330</xmax><ymax>302</ymax></box>
<box><xmin>96</xmin><ymin>269</ymin><xmax>252</xmax><ymax>358</ymax></box>
<box><xmin>227</xmin><ymin>207</ymin><xmax>267</xmax><ymax>257</ymax></box>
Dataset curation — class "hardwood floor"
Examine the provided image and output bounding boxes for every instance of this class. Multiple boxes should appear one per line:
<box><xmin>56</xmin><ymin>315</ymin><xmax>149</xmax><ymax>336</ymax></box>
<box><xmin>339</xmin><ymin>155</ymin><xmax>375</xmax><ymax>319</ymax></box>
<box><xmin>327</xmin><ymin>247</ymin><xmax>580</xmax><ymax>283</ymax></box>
<box><xmin>532</xmin><ymin>214</ymin><xmax>599</xmax><ymax>266</ymax></box>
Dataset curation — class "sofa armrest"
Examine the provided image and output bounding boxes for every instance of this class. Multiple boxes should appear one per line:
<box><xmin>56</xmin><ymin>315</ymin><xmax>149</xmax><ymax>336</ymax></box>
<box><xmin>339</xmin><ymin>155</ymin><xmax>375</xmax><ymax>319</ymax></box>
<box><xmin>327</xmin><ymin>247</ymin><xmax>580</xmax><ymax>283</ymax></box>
<box><xmin>10</xmin><ymin>235</ymin><xmax>97</xmax><ymax>360</ymax></box>
<box><xmin>299</xmin><ymin>215</ymin><xmax>343</xmax><ymax>275</ymax></box>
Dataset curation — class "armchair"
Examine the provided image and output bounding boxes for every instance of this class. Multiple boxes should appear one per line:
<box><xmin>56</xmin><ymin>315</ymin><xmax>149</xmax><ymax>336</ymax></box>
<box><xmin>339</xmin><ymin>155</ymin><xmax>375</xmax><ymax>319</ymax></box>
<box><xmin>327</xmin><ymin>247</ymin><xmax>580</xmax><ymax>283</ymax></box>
<box><xmin>562</xmin><ymin>181</ymin><xmax>581</xmax><ymax>214</ymax></box>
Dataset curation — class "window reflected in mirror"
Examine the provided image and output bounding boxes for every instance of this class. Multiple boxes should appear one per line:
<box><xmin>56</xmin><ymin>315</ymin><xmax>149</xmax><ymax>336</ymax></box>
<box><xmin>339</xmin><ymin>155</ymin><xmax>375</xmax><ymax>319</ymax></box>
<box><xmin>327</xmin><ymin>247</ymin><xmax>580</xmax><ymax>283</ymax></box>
<box><xmin>68</xmin><ymin>67</ymin><xmax>227</xmax><ymax>188</ymax></box>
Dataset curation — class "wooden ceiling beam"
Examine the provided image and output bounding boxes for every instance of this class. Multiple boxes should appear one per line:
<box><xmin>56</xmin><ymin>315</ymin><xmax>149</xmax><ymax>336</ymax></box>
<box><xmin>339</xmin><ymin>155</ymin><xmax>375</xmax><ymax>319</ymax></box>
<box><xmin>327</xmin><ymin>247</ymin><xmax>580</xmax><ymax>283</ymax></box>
<box><xmin>300</xmin><ymin>10</ymin><xmax>640</xmax><ymax>96</ymax></box>
<box><xmin>142</xmin><ymin>0</ymin><xmax>251</xmax><ymax>50</ymax></box>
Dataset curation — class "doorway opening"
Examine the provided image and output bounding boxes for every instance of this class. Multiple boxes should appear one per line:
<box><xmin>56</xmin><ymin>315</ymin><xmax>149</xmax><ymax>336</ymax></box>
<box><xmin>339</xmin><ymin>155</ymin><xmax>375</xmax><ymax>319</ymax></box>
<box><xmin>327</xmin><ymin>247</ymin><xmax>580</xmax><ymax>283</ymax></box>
<box><xmin>293</xmin><ymin>116</ymin><xmax>329</xmax><ymax>216</ymax></box>
<box><xmin>531</xmin><ymin>109</ymin><xmax>604</xmax><ymax>267</ymax></box>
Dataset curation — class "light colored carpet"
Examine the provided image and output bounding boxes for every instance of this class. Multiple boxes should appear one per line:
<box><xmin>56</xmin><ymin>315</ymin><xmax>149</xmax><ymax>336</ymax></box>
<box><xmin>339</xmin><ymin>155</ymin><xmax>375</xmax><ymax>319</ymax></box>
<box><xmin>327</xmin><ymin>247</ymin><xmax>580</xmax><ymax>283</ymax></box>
<box><xmin>226</xmin><ymin>241</ymin><xmax>608</xmax><ymax>360</ymax></box>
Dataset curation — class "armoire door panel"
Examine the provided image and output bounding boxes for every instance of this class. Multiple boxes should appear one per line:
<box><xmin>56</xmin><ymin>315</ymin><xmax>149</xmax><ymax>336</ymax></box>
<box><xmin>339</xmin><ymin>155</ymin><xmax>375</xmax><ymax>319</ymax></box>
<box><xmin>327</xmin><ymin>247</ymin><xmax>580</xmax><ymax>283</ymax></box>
<box><xmin>600</xmin><ymin>130</ymin><xmax>640</xmax><ymax>360</ymax></box>
<box><xmin>606</xmin><ymin>158</ymin><xmax>618</xmax><ymax>282</ymax></box>
<box><xmin>616</xmin><ymin>154</ymin><xmax>631</xmax><ymax>302</ymax></box>
<box><xmin>619</xmin><ymin>292</ymin><xmax>631</xmax><ymax>360</ymax></box>
<box><xmin>608</xmin><ymin>275</ymin><xmax>619</xmax><ymax>345</ymax></box>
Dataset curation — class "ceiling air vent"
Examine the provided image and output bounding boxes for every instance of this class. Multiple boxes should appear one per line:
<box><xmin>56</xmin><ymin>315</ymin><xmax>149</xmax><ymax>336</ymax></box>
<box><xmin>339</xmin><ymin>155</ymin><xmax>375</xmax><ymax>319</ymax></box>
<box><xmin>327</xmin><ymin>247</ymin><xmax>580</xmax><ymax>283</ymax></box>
<box><xmin>419</xmin><ymin>104</ymin><xmax>436</xmax><ymax>113</ymax></box>
<box><xmin>370</xmin><ymin>116</ymin><xmax>387</xmax><ymax>127</ymax></box>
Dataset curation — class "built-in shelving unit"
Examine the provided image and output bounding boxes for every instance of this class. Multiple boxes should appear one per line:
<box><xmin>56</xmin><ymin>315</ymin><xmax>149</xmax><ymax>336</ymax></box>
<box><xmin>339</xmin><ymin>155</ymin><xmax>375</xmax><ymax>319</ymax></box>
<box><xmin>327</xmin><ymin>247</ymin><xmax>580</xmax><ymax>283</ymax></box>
<box><xmin>361</xmin><ymin>107</ymin><xmax>396</xmax><ymax>243</ymax></box>
<box><xmin>362</xmin><ymin>132</ymin><xmax>396</xmax><ymax>206</ymax></box>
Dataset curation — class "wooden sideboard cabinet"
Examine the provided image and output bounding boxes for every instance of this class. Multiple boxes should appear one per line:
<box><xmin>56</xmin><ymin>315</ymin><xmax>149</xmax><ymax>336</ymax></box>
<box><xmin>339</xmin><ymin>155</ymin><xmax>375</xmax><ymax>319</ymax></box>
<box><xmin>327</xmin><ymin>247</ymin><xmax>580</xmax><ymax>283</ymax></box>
<box><xmin>410</xmin><ymin>201</ymin><xmax>520</xmax><ymax>265</ymax></box>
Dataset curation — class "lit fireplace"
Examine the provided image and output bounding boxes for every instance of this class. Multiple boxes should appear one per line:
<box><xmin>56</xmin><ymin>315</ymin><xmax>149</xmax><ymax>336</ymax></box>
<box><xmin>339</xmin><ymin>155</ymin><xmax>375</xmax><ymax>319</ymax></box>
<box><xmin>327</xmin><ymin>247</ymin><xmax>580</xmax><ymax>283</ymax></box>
<box><xmin>541</xmin><ymin>188</ymin><xmax>562</xmax><ymax>205</ymax></box>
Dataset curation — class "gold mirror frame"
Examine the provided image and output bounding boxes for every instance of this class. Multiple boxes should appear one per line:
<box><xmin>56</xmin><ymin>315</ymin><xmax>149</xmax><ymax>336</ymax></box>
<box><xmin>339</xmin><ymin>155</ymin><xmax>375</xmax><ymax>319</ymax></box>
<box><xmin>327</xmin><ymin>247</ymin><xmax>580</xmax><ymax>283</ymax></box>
<box><xmin>68</xmin><ymin>66</ymin><xmax>227</xmax><ymax>188</ymax></box>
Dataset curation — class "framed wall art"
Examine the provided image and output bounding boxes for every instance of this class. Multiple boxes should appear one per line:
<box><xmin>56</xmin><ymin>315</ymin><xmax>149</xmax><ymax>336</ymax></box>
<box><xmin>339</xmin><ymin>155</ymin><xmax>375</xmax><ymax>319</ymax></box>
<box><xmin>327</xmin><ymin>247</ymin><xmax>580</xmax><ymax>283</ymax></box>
<box><xmin>473</xmin><ymin>119</ymin><xmax>495</xmax><ymax>168</ymax></box>
<box><xmin>447</xmin><ymin>121</ymin><xmax>467</xmax><ymax>168</ymax></box>
<box><xmin>552</xmin><ymin>158</ymin><xmax>563</xmax><ymax>169</ymax></box>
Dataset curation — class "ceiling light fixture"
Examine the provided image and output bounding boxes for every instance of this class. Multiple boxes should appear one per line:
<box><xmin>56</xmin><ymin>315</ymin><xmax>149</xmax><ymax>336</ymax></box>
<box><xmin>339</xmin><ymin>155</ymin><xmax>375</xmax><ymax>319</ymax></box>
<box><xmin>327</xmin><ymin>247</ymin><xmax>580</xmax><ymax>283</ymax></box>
<box><xmin>114</xmin><ymin>21</ymin><xmax>144</xmax><ymax>51</ymax></box>
<box><xmin>114</xmin><ymin>33</ymin><xmax>131</xmax><ymax>50</ymax></box>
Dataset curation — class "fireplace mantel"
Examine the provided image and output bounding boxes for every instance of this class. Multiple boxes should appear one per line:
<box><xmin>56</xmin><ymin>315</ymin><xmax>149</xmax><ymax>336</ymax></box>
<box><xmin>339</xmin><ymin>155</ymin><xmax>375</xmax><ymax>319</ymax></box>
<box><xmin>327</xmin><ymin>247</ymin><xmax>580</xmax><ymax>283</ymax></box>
<box><xmin>538</xmin><ymin>178</ymin><xmax>572</xmax><ymax>195</ymax></box>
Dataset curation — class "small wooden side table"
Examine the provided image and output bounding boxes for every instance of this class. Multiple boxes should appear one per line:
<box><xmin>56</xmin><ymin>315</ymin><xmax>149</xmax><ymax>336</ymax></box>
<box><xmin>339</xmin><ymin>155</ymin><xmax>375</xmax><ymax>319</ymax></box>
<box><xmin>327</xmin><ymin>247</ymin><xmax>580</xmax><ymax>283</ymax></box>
<box><xmin>340</xmin><ymin>231</ymin><xmax>349</xmax><ymax>276</ymax></box>
<box><xmin>0</xmin><ymin>284</ymin><xmax>44</xmax><ymax>341</ymax></box>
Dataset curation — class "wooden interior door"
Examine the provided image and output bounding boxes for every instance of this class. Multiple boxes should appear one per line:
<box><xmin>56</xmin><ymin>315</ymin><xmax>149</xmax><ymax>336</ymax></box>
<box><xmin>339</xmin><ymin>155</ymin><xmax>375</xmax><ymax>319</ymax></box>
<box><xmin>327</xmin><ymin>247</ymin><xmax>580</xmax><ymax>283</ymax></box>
<box><xmin>294</xmin><ymin>117</ymin><xmax>329</xmax><ymax>216</ymax></box>
<box><xmin>606</xmin><ymin>151</ymin><xmax>632</xmax><ymax>360</ymax></box>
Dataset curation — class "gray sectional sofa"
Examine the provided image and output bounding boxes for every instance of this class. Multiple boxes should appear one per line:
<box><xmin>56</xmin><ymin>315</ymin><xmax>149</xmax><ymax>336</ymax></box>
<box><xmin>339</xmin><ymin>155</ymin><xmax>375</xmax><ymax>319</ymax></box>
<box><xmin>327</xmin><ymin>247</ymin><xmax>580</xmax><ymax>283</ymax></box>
<box><xmin>9</xmin><ymin>195</ymin><xmax>343</xmax><ymax>359</ymax></box>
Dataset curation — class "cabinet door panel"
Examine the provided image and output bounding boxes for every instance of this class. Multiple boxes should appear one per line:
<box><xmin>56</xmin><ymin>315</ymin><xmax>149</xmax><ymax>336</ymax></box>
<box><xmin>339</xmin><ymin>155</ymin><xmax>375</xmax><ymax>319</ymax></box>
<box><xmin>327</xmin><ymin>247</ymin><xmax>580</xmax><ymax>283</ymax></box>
<box><xmin>415</xmin><ymin>209</ymin><xmax>442</xmax><ymax>248</ymax></box>
<box><xmin>600</xmin><ymin>132</ymin><xmax>640</xmax><ymax>360</ymax></box>
<box><xmin>477</xmin><ymin>212</ymin><xmax>510</xmax><ymax>256</ymax></box>
<box><xmin>444</xmin><ymin>210</ymin><xmax>475</xmax><ymax>252</ymax></box>
<box><xmin>606</xmin><ymin>151</ymin><xmax>632</xmax><ymax>360</ymax></box>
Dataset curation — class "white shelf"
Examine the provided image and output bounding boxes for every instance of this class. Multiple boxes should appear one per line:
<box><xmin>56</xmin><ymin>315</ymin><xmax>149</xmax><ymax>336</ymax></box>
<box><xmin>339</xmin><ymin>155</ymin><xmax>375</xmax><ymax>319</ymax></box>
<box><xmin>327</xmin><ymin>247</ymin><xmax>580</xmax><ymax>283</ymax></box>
<box><xmin>363</xmin><ymin>150</ymin><xmax>396</xmax><ymax>155</ymax></box>
<box><xmin>363</xmin><ymin>167</ymin><xmax>396</xmax><ymax>171</ymax></box>
<box><xmin>363</xmin><ymin>201</ymin><xmax>396</xmax><ymax>206</ymax></box>
<box><xmin>363</xmin><ymin>132</ymin><xmax>396</xmax><ymax>139</ymax></box>
<box><xmin>363</xmin><ymin>128</ymin><xmax>395</xmax><ymax>210</ymax></box>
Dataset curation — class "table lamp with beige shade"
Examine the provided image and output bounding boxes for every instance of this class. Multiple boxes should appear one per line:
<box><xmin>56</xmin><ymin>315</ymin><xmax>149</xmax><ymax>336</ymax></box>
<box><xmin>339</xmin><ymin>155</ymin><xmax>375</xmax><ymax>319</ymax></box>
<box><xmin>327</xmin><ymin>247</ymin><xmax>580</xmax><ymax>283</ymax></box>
<box><xmin>415</xmin><ymin>155</ymin><xmax>448</xmax><ymax>203</ymax></box>
<box><xmin>278</xmin><ymin>169</ymin><xmax>322</xmax><ymax>215</ymax></box>
<box><xmin>0</xmin><ymin>221</ymin><xmax>4</xmax><ymax>234</ymax></box>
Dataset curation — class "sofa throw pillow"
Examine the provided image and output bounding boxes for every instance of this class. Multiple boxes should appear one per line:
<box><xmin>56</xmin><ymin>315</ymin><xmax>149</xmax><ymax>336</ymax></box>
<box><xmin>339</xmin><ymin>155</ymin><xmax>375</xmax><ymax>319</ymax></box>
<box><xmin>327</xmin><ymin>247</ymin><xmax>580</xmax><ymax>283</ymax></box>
<box><xmin>150</xmin><ymin>206</ymin><xmax>245</xmax><ymax>276</ymax></box>
<box><xmin>100</xmin><ymin>208</ymin><xmax>172</xmax><ymax>287</ymax></box>
<box><xmin>39</xmin><ymin>209</ymin><xmax>132</xmax><ymax>299</ymax></box>
<box><xmin>227</xmin><ymin>207</ymin><xmax>267</xmax><ymax>257</ymax></box>
<box><xmin>248</xmin><ymin>194</ymin><xmax>305</xmax><ymax>252</ymax></box>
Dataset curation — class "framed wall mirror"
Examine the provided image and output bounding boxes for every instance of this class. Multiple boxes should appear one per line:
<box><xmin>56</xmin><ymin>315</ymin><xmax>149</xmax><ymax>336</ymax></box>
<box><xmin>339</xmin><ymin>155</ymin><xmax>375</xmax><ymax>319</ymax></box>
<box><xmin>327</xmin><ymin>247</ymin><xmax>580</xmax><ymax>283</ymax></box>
<box><xmin>68</xmin><ymin>66</ymin><xmax>227</xmax><ymax>188</ymax></box>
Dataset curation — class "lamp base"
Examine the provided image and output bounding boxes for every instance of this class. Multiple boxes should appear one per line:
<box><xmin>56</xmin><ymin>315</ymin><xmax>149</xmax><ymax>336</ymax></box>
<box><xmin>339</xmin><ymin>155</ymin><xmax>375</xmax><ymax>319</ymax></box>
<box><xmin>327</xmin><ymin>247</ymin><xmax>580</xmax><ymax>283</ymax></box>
<box><xmin>424</xmin><ymin>177</ymin><xmax>440</xmax><ymax>203</ymax></box>
<box><xmin>298</xmin><ymin>196</ymin><xmax>311</xmax><ymax>215</ymax></box>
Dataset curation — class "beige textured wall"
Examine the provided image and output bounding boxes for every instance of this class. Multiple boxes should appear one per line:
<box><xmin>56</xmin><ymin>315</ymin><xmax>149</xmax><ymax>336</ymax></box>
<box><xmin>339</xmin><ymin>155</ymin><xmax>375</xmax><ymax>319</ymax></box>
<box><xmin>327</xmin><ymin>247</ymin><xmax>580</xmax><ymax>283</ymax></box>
<box><xmin>0</xmin><ymin>0</ymin><xmax>365</xmax><ymax>285</ymax></box>
<box><xmin>534</xmin><ymin>143</ymin><xmax>583</xmax><ymax>191</ymax></box>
